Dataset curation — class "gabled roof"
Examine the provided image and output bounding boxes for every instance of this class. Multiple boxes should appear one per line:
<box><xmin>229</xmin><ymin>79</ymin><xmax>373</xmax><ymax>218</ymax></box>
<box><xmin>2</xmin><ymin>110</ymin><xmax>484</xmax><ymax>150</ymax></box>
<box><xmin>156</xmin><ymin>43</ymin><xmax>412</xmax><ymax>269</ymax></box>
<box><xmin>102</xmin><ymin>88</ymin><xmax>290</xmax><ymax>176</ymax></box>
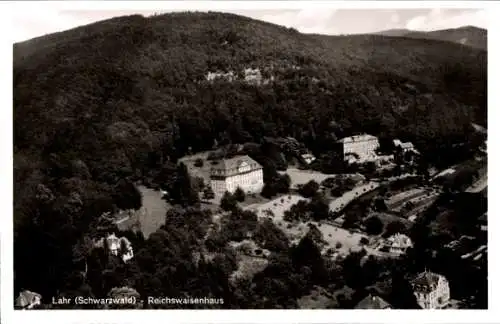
<box><xmin>210</xmin><ymin>155</ymin><xmax>262</xmax><ymax>177</ymax></box>
<box><xmin>354</xmin><ymin>295</ymin><xmax>391</xmax><ymax>309</ymax></box>
<box><xmin>15</xmin><ymin>290</ymin><xmax>41</xmax><ymax>308</ymax></box>
<box><xmin>412</xmin><ymin>271</ymin><xmax>444</xmax><ymax>290</ymax></box>
<box><xmin>400</xmin><ymin>142</ymin><xmax>414</xmax><ymax>149</ymax></box>
<box><xmin>388</xmin><ymin>233</ymin><xmax>413</xmax><ymax>247</ymax></box>
<box><xmin>337</xmin><ymin>134</ymin><xmax>378</xmax><ymax>144</ymax></box>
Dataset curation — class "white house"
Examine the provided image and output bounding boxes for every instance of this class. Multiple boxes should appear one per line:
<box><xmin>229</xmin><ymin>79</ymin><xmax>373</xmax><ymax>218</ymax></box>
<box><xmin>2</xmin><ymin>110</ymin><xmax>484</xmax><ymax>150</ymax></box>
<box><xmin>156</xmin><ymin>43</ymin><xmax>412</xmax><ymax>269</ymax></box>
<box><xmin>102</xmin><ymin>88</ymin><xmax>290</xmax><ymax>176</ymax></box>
<box><xmin>210</xmin><ymin>155</ymin><xmax>264</xmax><ymax>197</ymax></box>
<box><xmin>337</xmin><ymin>134</ymin><xmax>379</xmax><ymax>162</ymax></box>
<box><xmin>15</xmin><ymin>290</ymin><xmax>42</xmax><ymax>309</ymax></box>
<box><xmin>411</xmin><ymin>271</ymin><xmax>451</xmax><ymax>309</ymax></box>
<box><xmin>104</xmin><ymin>233</ymin><xmax>134</xmax><ymax>263</ymax></box>
<box><xmin>387</xmin><ymin>233</ymin><xmax>413</xmax><ymax>255</ymax></box>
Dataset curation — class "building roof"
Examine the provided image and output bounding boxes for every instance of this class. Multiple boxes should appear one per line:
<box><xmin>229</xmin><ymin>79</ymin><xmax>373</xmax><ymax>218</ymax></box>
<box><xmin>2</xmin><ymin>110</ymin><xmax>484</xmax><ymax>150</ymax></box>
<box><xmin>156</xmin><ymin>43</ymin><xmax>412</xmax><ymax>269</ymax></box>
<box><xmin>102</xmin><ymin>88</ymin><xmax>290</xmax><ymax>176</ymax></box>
<box><xmin>400</xmin><ymin>142</ymin><xmax>414</xmax><ymax>150</ymax></box>
<box><xmin>15</xmin><ymin>290</ymin><xmax>41</xmax><ymax>308</ymax></box>
<box><xmin>106</xmin><ymin>234</ymin><xmax>120</xmax><ymax>248</ymax></box>
<box><xmin>394</xmin><ymin>139</ymin><xmax>415</xmax><ymax>150</ymax></box>
<box><xmin>354</xmin><ymin>295</ymin><xmax>391</xmax><ymax>309</ymax></box>
<box><xmin>412</xmin><ymin>271</ymin><xmax>444</xmax><ymax>291</ymax></box>
<box><xmin>210</xmin><ymin>155</ymin><xmax>262</xmax><ymax>178</ymax></box>
<box><xmin>337</xmin><ymin>134</ymin><xmax>378</xmax><ymax>144</ymax></box>
<box><xmin>388</xmin><ymin>233</ymin><xmax>413</xmax><ymax>248</ymax></box>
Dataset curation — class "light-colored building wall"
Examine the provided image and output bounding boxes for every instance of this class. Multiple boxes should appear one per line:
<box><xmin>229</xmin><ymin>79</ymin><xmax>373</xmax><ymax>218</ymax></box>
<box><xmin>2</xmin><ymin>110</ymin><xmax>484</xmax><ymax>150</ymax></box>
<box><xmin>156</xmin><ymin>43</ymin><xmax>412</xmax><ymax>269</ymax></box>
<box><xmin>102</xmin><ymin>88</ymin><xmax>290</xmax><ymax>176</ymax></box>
<box><xmin>343</xmin><ymin>139</ymin><xmax>379</xmax><ymax>158</ymax></box>
<box><xmin>339</xmin><ymin>135</ymin><xmax>380</xmax><ymax>161</ymax></box>
<box><xmin>413</xmin><ymin>274</ymin><xmax>450</xmax><ymax>309</ymax></box>
<box><xmin>211</xmin><ymin>169</ymin><xmax>264</xmax><ymax>197</ymax></box>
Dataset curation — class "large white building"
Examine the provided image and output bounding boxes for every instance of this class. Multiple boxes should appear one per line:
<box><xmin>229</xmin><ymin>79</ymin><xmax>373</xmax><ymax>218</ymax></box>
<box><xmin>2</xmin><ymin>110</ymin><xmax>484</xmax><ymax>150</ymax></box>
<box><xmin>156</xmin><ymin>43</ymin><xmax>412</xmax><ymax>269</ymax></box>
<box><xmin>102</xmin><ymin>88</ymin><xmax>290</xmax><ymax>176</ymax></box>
<box><xmin>210</xmin><ymin>155</ymin><xmax>264</xmax><ymax>197</ymax></box>
<box><xmin>337</xmin><ymin>134</ymin><xmax>379</xmax><ymax>162</ymax></box>
<box><xmin>411</xmin><ymin>271</ymin><xmax>450</xmax><ymax>309</ymax></box>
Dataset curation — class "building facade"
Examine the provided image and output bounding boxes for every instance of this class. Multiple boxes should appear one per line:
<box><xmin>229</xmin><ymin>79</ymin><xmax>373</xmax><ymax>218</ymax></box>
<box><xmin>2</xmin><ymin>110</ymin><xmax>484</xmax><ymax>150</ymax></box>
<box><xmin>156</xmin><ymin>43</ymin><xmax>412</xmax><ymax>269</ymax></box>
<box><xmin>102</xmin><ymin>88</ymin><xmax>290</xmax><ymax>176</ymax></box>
<box><xmin>411</xmin><ymin>271</ymin><xmax>450</xmax><ymax>309</ymax></box>
<box><xmin>210</xmin><ymin>155</ymin><xmax>264</xmax><ymax>197</ymax></box>
<box><xmin>103</xmin><ymin>233</ymin><xmax>134</xmax><ymax>263</ymax></box>
<box><xmin>387</xmin><ymin>233</ymin><xmax>413</xmax><ymax>255</ymax></box>
<box><xmin>337</xmin><ymin>134</ymin><xmax>379</xmax><ymax>161</ymax></box>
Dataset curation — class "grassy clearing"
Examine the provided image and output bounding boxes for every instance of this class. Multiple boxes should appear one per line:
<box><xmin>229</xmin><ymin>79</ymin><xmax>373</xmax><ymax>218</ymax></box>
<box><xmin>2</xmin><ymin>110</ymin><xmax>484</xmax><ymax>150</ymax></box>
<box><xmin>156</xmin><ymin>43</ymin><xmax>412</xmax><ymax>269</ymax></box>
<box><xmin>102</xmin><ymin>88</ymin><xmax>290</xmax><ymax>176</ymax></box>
<box><xmin>137</xmin><ymin>185</ymin><xmax>171</xmax><ymax>237</ymax></box>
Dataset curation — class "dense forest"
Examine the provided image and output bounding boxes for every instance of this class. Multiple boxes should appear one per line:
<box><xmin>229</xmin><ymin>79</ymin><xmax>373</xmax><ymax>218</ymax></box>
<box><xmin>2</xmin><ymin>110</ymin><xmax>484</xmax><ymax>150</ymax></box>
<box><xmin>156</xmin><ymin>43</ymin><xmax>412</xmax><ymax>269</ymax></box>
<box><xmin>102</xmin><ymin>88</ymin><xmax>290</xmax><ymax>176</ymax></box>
<box><xmin>13</xmin><ymin>12</ymin><xmax>487</xmax><ymax>308</ymax></box>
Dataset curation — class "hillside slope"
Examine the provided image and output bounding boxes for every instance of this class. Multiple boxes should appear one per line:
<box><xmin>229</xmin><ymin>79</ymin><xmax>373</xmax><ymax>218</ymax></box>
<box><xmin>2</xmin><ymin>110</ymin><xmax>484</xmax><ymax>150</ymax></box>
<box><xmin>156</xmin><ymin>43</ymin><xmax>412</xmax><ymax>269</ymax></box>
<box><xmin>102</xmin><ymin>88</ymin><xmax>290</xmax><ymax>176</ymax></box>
<box><xmin>371</xmin><ymin>29</ymin><xmax>412</xmax><ymax>37</ymax></box>
<box><xmin>375</xmin><ymin>26</ymin><xmax>486</xmax><ymax>49</ymax></box>
<box><xmin>12</xmin><ymin>11</ymin><xmax>488</xmax><ymax>306</ymax></box>
<box><xmin>14</xmin><ymin>11</ymin><xmax>486</xmax><ymax>208</ymax></box>
<box><xmin>404</xmin><ymin>26</ymin><xmax>487</xmax><ymax>50</ymax></box>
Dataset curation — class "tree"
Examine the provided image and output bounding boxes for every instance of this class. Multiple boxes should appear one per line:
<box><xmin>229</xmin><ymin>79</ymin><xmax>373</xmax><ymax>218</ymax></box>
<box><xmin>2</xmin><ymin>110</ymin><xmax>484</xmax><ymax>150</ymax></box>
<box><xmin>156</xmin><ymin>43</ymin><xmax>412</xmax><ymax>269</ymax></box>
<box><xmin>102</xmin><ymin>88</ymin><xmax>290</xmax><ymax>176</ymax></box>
<box><xmin>364</xmin><ymin>216</ymin><xmax>384</xmax><ymax>235</ymax></box>
<box><xmin>194</xmin><ymin>158</ymin><xmax>204</xmax><ymax>167</ymax></box>
<box><xmin>261</xmin><ymin>183</ymin><xmax>277</xmax><ymax>199</ymax></box>
<box><xmin>373</xmin><ymin>197</ymin><xmax>388</xmax><ymax>212</ymax></box>
<box><xmin>113</xmin><ymin>180</ymin><xmax>142</xmax><ymax>210</ymax></box>
<box><xmin>364</xmin><ymin>161</ymin><xmax>377</xmax><ymax>175</ymax></box>
<box><xmin>321</xmin><ymin>177</ymin><xmax>337</xmax><ymax>188</ymax></box>
<box><xmin>233</xmin><ymin>187</ymin><xmax>246</xmax><ymax>202</ymax></box>
<box><xmin>291</xmin><ymin>236</ymin><xmax>327</xmax><ymax>284</ymax></box>
<box><xmin>168</xmin><ymin>163</ymin><xmax>200</xmax><ymax>207</ymax></box>
<box><xmin>283</xmin><ymin>200</ymin><xmax>310</xmax><ymax>222</ymax></box>
<box><xmin>253</xmin><ymin>219</ymin><xmax>290</xmax><ymax>252</ymax></box>
<box><xmin>384</xmin><ymin>220</ymin><xmax>407</xmax><ymax>237</ymax></box>
<box><xmin>275</xmin><ymin>174</ymin><xmax>291</xmax><ymax>194</ymax></box>
<box><xmin>202</xmin><ymin>186</ymin><xmax>215</xmax><ymax>200</ymax></box>
<box><xmin>220</xmin><ymin>191</ymin><xmax>237</xmax><ymax>211</ymax></box>
<box><xmin>309</xmin><ymin>193</ymin><xmax>330</xmax><ymax>221</ymax></box>
<box><xmin>343</xmin><ymin>207</ymin><xmax>365</xmax><ymax>229</ymax></box>
<box><xmin>298</xmin><ymin>180</ymin><xmax>319</xmax><ymax>198</ymax></box>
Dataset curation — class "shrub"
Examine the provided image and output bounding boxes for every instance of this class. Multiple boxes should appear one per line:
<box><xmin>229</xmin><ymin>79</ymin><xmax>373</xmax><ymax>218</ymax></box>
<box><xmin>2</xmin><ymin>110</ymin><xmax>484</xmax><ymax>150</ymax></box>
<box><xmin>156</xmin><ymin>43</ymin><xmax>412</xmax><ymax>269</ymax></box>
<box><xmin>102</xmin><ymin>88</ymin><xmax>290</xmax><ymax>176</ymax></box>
<box><xmin>234</xmin><ymin>187</ymin><xmax>246</xmax><ymax>202</ymax></box>
<box><xmin>194</xmin><ymin>158</ymin><xmax>204</xmax><ymax>167</ymax></box>
<box><xmin>220</xmin><ymin>191</ymin><xmax>237</xmax><ymax>211</ymax></box>
<box><xmin>364</xmin><ymin>216</ymin><xmax>384</xmax><ymax>235</ymax></box>
<box><xmin>298</xmin><ymin>180</ymin><xmax>320</xmax><ymax>198</ymax></box>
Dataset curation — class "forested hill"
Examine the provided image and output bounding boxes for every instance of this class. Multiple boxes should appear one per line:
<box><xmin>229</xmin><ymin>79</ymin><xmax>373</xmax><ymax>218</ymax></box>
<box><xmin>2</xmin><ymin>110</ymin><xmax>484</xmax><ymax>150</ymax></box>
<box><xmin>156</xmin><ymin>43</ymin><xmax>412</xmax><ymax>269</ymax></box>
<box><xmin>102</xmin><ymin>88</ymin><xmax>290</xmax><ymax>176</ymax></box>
<box><xmin>373</xmin><ymin>26</ymin><xmax>487</xmax><ymax>50</ymax></box>
<box><xmin>14</xmin><ymin>11</ymin><xmax>486</xmax><ymax>215</ymax></box>
<box><xmin>403</xmin><ymin>26</ymin><xmax>487</xmax><ymax>50</ymax></box>
<box><xmin>13</xmin><ymin>11</ymin><xmax>487</xmax><ymax>305</ymax></box>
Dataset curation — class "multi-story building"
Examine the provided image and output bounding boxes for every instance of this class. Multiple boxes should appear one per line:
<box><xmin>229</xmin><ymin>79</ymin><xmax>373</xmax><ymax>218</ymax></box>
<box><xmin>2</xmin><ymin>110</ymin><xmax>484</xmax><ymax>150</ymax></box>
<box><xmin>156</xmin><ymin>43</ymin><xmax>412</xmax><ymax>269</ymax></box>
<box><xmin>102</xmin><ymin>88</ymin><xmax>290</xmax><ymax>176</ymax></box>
<box><xmin>387</xmin><ymin>233</ymin><xmax>413</xmax><ymax>255</ymax></box>
<box><xmin>337</xmin><ymin>134</ymin><xmax>379</xmax><ymax>162</ymax></box>
<box><xmin>411</xmin><ymin>271</ymin><xmax>450</xmax><ymax>309</ymax></box>
<box><xmin>210</xmin><ymin>155</ymin><xmax>264</xmax><ymax>197</ymax></box>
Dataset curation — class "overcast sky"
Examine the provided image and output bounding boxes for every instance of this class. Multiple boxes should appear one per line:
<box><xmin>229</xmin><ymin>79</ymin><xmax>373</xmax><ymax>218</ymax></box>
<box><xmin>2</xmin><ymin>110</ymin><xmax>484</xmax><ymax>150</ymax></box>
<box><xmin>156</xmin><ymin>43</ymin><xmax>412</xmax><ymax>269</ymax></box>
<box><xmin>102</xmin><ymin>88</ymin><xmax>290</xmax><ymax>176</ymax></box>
<box><xmin>12</xmin><ymin>6</ymin><xmax>487</xmax><ymax>43</ymax></box>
